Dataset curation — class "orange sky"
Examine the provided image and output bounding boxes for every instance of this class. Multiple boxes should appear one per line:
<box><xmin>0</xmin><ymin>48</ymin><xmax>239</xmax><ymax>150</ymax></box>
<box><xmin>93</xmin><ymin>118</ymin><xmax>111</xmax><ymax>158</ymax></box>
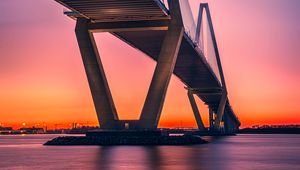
<box><xmin>0</xmin><ymin>0</ymin><xmax>300</xmax><ymax>129</ymax></box>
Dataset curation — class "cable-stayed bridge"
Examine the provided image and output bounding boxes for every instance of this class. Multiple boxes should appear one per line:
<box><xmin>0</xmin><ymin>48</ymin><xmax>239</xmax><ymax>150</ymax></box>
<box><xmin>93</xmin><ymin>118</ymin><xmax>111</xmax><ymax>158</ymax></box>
<box><xmin>55</xmin><ymin>0</ymin><xmax>240</xmax><ymax>134</ymax></box>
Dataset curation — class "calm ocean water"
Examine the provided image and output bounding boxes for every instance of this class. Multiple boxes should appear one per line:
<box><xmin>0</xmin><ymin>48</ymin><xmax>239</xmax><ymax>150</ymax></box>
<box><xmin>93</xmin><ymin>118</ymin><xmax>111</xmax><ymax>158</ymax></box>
<box><xmin>0</xmin><ymin>134</ymin><xmax>299</xmax><ymax>170</ymax></box>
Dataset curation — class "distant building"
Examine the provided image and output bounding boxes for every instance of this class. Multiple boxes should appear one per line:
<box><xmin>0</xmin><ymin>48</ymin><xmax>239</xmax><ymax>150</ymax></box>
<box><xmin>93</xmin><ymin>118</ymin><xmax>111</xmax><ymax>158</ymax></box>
<box><xmin>19</xmin><ymin>127</ymin><xmax>44</xmax><ymax>134</ymax></box>
<box><xmin>69</xmin><ymin>126</ymin><xmax>99</xmax><ymax>134</ymax></box>
<box><xmin>0</xmin><ymin>126</ymin><xmax>14</xmax><ymax>135</ymax></box>
<box><xmin>46</xmin><ymin>129</ymin><xmax>69</xmax><ymax>134</ymax></box>
<box><xmin>0</xmin><ymin>126</ymin><xmax>13</xmax><ymax>131</ymax></box>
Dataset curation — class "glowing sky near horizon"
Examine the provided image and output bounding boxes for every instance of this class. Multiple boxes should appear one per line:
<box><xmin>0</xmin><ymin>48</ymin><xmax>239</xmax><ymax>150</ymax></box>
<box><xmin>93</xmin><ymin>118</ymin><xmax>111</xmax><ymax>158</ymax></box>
<box><xmin>0</xmin><ymin>0</ymin><xmax>299</xmax><ymax>128</ymax></box>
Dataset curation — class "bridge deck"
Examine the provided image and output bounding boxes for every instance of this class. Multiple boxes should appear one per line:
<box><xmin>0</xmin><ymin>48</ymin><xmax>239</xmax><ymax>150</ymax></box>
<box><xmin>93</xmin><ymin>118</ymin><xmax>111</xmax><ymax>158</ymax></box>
<box><xmin>56</xmin><ymin>0</ymin><xmax>240</xmax><ymax>125</ymax></box>
<box><xmin>56</xmin><ymin>0</ymin><xmax>169</xmax><ymax>22</ymax></box>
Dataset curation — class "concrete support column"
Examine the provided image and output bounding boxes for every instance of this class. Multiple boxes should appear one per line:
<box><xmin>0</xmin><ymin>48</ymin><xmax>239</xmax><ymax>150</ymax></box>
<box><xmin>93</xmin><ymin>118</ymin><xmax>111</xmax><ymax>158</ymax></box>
<box><xmin>139</xmin><ymin>0</ymin><xmax>184</xmax><ymax>129</ymax></box>
<box><xmin>223</xmin><ymin>112</ymin><xmax>230</xmax><ymax>133</ymax></box>
<box><xmin>209</xmin><ymin>107</ymin><xmax>214</xmax><ymax>130</ymax></box>
<box><xmin>187</xmin><ymin>90</ymin><xmax>205</xmax><ymax>131</ymax></box>
<box><xmin>213</xmin><ymin>92</ymin><xmax>227</xmax><ymax>130</ymax></box>
<box><xmin>75</xmin><ymin>18</ymin><xmax>118</xmax><ymax>129</ymax></box>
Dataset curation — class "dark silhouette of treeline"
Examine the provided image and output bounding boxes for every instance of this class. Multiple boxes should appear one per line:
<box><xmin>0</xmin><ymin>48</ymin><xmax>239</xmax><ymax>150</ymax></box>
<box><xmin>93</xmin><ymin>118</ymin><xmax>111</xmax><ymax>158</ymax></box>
<box><xmin>239</xmin><ymin>125</ymin><xmax>300</xmax><ymax>134</ymax></box>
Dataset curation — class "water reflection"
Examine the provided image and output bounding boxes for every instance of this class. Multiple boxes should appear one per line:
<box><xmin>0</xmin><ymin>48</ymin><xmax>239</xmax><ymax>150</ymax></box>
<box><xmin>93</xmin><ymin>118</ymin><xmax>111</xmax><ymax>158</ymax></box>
<box><xmin>94</xmin><ymin>146</ymin><xmax>161</xmax><ymax>170</ymax></box>
<box><xmin>93</xmin><ymin>137</ymin><xmax>234</xmax><ymax>170</ymax></box>
<box><xmin>91</xmin><ymin>135</ymin><xmax>300</xmax><ymax>170</ymax></box>
<box><xmin>0</xmin><ymin>135</ymin><xmax>299</xmax><ymax>170</ymax></box>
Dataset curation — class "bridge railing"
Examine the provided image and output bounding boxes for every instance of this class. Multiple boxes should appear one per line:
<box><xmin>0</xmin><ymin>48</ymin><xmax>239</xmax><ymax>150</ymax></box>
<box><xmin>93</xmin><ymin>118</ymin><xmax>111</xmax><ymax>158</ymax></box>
<box><xmin>177</xmin><ymin>0</ymin><xmax>222</xmax><ymax>84</ymax></box>
<box><xmin>159</xmin><ymin>0</ymin><xmax>196</xmax><ymax>42</ymax></box>
<box><xmin>179</xmin><ymin>0</ymin><xmax>197</xmax><ymax>42</ymax></box>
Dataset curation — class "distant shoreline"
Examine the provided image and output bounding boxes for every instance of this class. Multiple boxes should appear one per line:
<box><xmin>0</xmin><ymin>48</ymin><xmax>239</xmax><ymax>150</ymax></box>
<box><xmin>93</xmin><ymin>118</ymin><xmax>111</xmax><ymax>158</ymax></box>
<box><xmin>1</xmin><ymin>126</ymin><xmax>300</xmax><ymax>135</ymax></box>
<box><xmin>238</xmin><ymin>128</ymin><xmax>300</xmax><ymax>134</ymax></box>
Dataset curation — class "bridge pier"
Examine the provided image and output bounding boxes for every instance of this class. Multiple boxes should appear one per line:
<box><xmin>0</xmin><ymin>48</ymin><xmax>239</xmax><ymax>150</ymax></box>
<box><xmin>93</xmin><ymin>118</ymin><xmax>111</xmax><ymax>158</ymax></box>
<box><xmin>213</xmin><ymin>92</ymin><xmax>228</xmax><ymax>130</ymax></box>
<box><xmin>224</xmin><ymin>112</ymin><xmax>233</xmax><ymax>133</ymax></box>
<box><xmin>75</xmin><ymin>0</ymin><xmax>186</xmax><ymax>130</ymax></box>
<box><xmin>224</xmin><ymin>112</ymin><xmax>239</xmax><ymax>133</ymax></box>
<box><xmin>187</xmin><ymin>89</ymin><xmax>205</xmax><ymax>131</ymax></box>
<box><xmin>75</xmin><ymin>18</ymin><xmax>119</xmax><ymax>129</ymax></box>
<box><xmin>139</xmin><ymin>0</ymin><xmax>184</xmax><ymax>129</ymax></box>
<box><xmin>209</xmin><ymin>107</ymin><xmax>214</xmax><ymax>130</ymax></box>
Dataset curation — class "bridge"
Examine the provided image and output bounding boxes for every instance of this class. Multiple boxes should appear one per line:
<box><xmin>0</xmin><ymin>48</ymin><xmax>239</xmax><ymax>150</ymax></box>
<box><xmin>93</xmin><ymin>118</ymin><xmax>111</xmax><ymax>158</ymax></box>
<box><xmin>55</xmin><ymin>0</ymin><xmax>241</xmax><ymax>134</ymax></box>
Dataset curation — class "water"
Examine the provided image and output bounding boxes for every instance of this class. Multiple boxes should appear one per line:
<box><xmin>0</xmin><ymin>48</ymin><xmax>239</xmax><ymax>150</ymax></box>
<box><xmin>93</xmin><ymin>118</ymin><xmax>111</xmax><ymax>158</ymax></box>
<box><xmin>0</xmin><ymin>134</ymin><xmax>299</xmax><ymax>170</ymax></box>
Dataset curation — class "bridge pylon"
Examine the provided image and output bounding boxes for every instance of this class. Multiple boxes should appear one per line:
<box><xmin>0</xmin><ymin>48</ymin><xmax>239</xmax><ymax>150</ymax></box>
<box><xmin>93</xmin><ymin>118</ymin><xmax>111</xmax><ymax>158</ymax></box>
<box><xmin>74</xmin><ymin>0</ymin><xmax>186</xmax><ymax>130</ymax></box>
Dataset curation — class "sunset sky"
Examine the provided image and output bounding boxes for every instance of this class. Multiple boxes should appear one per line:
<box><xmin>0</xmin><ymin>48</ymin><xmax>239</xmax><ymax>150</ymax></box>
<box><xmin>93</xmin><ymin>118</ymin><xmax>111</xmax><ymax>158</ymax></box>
<box><xmin>0</xmin><ymin>0</ymin><xmax>299</xmax><ymax>129</ymax></box>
